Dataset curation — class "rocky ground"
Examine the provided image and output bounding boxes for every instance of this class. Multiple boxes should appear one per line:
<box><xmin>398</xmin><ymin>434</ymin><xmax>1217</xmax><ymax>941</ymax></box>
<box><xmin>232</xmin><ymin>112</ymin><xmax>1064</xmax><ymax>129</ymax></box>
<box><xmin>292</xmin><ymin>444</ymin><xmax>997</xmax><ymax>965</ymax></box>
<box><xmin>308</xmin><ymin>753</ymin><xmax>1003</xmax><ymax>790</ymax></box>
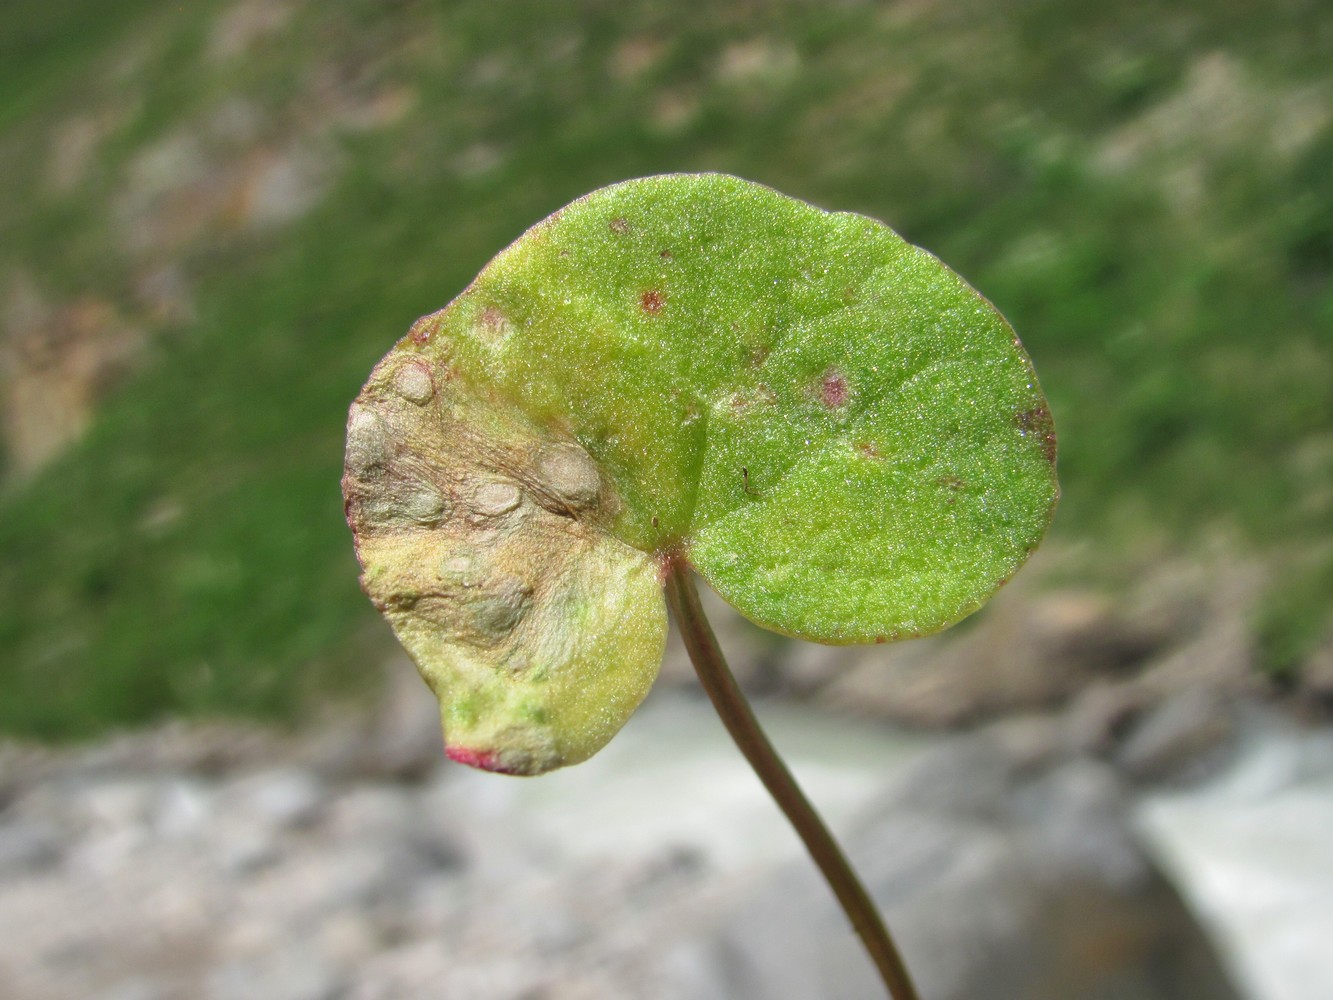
<box><xmin>3</xmin><ymin>566</ymin><xmax>1329</xmax><ymax>1000</ymax></box>
<box><xmin>0</xmin><ymin>694</ymin><xmax>1240</xmax><ymax>1000</ymax></box>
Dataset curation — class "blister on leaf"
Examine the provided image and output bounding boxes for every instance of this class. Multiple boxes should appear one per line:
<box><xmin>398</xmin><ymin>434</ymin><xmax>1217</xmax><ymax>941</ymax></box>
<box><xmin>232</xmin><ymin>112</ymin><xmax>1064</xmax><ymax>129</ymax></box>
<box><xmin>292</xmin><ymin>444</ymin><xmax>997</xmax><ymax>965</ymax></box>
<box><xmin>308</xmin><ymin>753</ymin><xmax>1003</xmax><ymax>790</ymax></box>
<box><xmin>344</xmin><ymin>174</ymin><xmax>1057</xmax><ymax>774</ymax></box>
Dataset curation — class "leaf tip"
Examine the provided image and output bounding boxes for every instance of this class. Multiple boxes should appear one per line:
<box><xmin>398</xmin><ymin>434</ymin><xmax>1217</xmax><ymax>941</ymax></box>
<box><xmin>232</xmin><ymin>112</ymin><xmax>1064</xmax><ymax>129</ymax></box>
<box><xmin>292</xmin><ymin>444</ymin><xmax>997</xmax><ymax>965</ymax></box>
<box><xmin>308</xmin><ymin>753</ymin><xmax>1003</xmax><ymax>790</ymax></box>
<box><xmin>445</xmin><ymin>743</ymin><xmax>524</xmax><ymax>775</ymax></box>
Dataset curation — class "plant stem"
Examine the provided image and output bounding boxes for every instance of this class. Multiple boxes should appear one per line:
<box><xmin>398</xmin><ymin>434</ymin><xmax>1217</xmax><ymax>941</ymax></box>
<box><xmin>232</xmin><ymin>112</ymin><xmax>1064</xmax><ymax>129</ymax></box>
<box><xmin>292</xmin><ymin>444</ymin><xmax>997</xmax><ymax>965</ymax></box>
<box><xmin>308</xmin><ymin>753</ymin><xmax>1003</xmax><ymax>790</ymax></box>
<box><xmin>663</xmin><ymin>559</ymin><xmax>922</xmax><ymax>1000</ymax></box>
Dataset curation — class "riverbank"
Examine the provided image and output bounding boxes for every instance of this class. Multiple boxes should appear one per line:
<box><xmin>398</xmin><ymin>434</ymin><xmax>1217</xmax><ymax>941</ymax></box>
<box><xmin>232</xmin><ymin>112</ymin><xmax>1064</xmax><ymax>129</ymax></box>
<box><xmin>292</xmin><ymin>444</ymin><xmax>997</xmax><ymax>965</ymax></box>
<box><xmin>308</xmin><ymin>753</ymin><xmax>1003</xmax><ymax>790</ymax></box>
<box><xmin>1</xmin><ymin>664</ymin><xmax>1328</xmax><ymax>999</ymax></box>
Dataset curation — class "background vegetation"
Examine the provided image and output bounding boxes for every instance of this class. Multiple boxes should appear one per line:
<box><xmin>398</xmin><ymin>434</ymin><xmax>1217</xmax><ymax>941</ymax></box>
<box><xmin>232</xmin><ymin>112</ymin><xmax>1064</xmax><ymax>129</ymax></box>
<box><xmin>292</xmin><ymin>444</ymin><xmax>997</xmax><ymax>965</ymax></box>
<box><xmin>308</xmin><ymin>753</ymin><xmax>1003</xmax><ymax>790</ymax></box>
<box><xmin>1</xmin><ymin>0</ymin><xmax>1329</xmax><ymax>738</ymax></box>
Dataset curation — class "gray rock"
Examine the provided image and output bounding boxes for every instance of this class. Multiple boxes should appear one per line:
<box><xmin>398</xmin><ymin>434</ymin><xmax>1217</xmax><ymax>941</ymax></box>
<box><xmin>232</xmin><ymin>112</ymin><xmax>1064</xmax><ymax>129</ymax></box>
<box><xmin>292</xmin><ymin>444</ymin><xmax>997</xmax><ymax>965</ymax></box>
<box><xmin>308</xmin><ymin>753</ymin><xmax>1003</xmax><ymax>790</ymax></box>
<box><xmin>0</xmin><ymin>820</ymin><xmax>63</xmax><ymax>879</ymax></box>
<box><xmin>151</xmin><ymin>777</ymin><xmax>215</xmax><ymax>840</ymax></box>
<box><xmin>1117</xmin><ymin>688</ymin><xmax>1236</xmax><ymax>783</ymax></box>
<box><xmin>985</xmin><ymin>712</ymin><xmax>1064</xmax><ymax>771</ymax></box>
<box><xmin>221</xmin><ymin>767</ymin><xmax>324</xmax><ymax>832</ymax></box>
<box><xmin>207</xmin><ymin>947</ymin><xmax>344</xmax><ymax>1000</ymax></box>
<box><xmin>1063</xmin><ymin>680</ymin><xmax>1150</xmax><ymax>756</ymax></box>
<box><xmin>100</xmin><ymin>979</ymin><xmax>173</xmax><ymax>1000</ymax></box>
<box><xmin>818</xmin><ymin>584</ymin><xmax>1165</xmax><ymax>728</ymax></box>
<box><xmin>194</xmin><ymin>768</ymin><xmax>326</xmax><ymax>875</ymax></box>
<box><xmin>361</xmin><ymin>656</ymin><xmax>449</xmax><ymax>779</ymax></box>
<box><xmin>1299</xmin><ymin>634</ymin><xmax>1333</xmax><ymax>709</ymax></box>
<box><xmin>75</xmin><ymin>777</ymin><xmax>158</xmax><ymax>832</ymax></box>
<box><xmin>776</xmin><ymin>638</ymin><xmax>860</xmax><ymax>696</ymax></box>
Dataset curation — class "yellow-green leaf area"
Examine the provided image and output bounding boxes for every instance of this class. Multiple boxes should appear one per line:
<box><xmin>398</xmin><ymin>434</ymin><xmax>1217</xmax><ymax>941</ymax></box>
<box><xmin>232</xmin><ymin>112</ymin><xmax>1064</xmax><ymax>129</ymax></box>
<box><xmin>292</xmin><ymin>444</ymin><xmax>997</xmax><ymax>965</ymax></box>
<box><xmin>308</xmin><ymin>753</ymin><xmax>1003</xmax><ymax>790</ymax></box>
<box><xmin>343</xmin><ymin>354</ymin><xmax>666</xmax><ymax>775</ymax></box>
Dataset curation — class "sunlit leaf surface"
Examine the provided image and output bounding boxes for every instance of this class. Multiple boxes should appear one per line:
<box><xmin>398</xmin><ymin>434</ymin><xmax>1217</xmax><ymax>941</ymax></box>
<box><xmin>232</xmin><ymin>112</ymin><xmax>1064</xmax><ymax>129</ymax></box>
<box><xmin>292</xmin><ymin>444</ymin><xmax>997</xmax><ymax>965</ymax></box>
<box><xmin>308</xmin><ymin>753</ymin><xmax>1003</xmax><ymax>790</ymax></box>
<box><xmin>345</xmin><ymin>174</ymin><xmax>1057</xmax><ymax>773</ymax></box>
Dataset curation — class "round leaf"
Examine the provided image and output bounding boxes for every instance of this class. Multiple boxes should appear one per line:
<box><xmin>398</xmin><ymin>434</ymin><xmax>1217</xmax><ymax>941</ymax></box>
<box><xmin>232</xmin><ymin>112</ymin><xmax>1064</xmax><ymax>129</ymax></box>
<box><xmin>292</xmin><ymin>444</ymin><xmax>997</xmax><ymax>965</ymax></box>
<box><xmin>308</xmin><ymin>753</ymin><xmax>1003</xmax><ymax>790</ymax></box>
<box><xmin>344</xmin><ymin>173</ymin><xmax>1057</xmax><ymax>773</ymax></box>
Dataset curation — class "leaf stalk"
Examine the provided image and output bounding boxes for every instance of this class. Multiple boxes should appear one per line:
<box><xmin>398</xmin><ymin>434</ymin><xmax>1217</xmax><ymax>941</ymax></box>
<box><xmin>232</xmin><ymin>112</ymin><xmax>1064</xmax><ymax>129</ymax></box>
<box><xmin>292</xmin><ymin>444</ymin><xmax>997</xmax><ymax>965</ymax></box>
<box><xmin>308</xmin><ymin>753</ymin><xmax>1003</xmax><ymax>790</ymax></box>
<box><xmin>662</xmin><ymin>559</ymin><xmax>922</xmax><ymax>1000</ymax></box>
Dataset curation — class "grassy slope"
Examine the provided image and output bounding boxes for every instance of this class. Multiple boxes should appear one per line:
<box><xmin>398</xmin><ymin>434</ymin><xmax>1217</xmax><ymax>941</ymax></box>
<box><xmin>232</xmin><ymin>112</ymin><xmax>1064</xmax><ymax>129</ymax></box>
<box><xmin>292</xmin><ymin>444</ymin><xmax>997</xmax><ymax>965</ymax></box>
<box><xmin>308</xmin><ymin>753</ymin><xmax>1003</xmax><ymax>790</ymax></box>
<box><xmin>0</xmin><ymin>0</ymin><xmax>1329</xmax><ymax>737</ymax></box>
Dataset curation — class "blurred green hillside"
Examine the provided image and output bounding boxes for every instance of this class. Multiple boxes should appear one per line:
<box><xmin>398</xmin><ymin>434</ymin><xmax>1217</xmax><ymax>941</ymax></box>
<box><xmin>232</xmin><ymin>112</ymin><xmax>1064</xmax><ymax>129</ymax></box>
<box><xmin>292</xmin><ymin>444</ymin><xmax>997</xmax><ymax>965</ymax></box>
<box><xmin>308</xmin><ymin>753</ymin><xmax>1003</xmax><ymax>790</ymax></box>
<box><xmin>1</xmin><ymin>0</ymin><xmax>1330</xmax><ymax>738</ymax></box>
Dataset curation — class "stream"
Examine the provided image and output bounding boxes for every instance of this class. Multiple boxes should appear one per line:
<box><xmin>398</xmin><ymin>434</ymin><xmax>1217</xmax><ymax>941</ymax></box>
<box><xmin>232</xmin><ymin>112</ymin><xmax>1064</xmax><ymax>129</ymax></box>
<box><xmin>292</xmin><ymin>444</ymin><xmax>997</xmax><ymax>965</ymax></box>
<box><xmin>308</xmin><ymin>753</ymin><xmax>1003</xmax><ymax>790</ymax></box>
<box><xmin>1137</xmin><ymin>710</ymin><xmax>1333</xmax><ymax>1000</ymax></box>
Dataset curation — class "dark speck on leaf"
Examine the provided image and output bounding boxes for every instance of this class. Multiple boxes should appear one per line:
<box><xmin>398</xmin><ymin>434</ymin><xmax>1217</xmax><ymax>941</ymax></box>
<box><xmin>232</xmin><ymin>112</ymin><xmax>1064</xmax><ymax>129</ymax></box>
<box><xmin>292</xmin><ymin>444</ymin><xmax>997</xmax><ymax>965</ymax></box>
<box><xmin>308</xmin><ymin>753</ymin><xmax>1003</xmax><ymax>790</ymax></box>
<box><xmin>640</xmin><ymin>290</ymin><xmax>665</xmax><ymax>314</ymax></box>
<box><xmin>820</xmin><ymin>368</ymin><xmax>849</xmax><ymax>408</ymax></box>
<box><xmin>937</xmin><ymin>474</ymin><xmax>966</xmax><ymax>503</ymax></box>
<box><xmin>609</xmin><ymin>217</ymin><xmax>631</xmax><ymax>235</ymax></box>
<box><xmin>1014</xmin><ymin>406</ymin><xmax>1057</xmax><ymax>464</ymax></box>
<box><xmin>659</xmin><ymin>249</ymin><xmax>673</xmax><ymax>261</ymax></box>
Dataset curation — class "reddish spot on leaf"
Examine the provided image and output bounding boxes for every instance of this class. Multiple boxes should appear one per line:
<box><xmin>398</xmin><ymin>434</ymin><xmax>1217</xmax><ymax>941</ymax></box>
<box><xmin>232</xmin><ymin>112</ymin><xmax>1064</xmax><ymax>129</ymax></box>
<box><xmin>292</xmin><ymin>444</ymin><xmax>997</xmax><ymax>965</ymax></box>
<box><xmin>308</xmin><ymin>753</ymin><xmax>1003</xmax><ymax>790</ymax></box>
<box><xmin>1014</xmin><ymin>405</ymin><xmax>1057</xmax><ymax>464</ymax></box>
<box><xmin>446</xmin><ymin>744</ymin><xmax>521</xmax><ymax>774</ymax></box>
<box><xmin>408</xmin><ymin>316</ymin><xmax>433</xmax><ymax>346</ymax></box>
<box><xmin>820</xmin><ymin>368</ymin><xmax>849</xmax><ymax>409</ymax></box>
<box><xmin>659</xmin><ymin>249</ymin><xmax>673</xmax><ymax>261</ymax></box>
<box><xmin>856</xmin><ymin>441</ymin><xmax>883</xmax><ymax>460</ymax></box>
<box><xmin>478</xmin><ymin>306</ymin><xmax>511</xmax><ymax>341</ymax></box>
<box><xmin>609</xmin><ymin>216</ymin><xmax>631</xmax><ymax>235</ymax></box>
<box><xmin>640</xmin><ymin>289</ymin><xmax>665</xmax><ymax>314</ymax></box>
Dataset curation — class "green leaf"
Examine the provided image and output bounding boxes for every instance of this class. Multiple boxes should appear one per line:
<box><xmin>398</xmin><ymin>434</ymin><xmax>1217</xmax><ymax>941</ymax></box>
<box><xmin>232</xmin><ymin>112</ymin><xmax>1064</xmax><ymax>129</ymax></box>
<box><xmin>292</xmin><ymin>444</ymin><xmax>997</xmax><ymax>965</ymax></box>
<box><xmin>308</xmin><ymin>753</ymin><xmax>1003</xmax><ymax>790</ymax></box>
<box><xmin>344</xmin><ymin>173</ymin><xmax>1057</xmax><ymax>773</ymax></box>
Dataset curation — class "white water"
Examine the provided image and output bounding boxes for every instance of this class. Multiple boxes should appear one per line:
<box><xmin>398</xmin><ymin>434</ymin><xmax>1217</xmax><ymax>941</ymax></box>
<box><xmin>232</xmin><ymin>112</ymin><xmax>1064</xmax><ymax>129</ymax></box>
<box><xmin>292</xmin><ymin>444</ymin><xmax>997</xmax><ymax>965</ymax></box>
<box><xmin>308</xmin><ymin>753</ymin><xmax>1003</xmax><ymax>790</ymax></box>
<box><xmin>437</xmin><ymin>690</ymin><xmax>926</xmax><ymax>871</ymax></box>
<box><xmin>1136</xmin><ymin>712</ymin><xmax>1333</xmax><ymax>1000</ymax></box>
